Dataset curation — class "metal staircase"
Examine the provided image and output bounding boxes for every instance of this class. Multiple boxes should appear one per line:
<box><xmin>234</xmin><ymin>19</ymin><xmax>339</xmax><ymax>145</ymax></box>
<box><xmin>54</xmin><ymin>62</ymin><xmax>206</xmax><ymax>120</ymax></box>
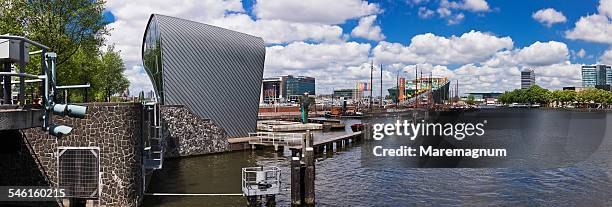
<box><xmin>143</xmin><ymin>102</ymin><xmax>164</xmax><ymax>170</ymax></box>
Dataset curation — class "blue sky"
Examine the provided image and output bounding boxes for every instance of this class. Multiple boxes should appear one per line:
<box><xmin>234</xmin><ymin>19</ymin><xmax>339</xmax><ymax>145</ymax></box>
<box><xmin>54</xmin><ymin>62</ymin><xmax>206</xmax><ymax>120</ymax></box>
<box><xmin>104</xmin><ymin>0</ymin><xmax>612</xmax><ymax>95</ymax></box>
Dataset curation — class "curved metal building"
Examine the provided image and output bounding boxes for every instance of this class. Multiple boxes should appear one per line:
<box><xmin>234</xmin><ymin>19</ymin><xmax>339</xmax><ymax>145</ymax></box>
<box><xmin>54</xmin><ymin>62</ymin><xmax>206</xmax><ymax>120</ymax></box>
<box><xmin>142</xmin><ymin>14</ymin><xmax>265</xmax><ymax>137</ymax></box>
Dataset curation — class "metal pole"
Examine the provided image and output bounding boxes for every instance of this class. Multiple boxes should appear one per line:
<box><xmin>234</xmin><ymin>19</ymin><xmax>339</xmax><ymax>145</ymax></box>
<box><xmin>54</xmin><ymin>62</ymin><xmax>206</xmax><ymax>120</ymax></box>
<box><xmin>2</xmin><ymin>63</ymin><xmax>10</xmax><ymax>104</ymax></box>
<box><xmin>429</xmin><ymin>72</ymin><xmax>432</xmax><ymax>107</ymax></box>
<box><xmin>40</xmin><ymin>49</ymin><xmax>46</xmax><ymax>106</ymax></box>
<box><xmin>380</xmin><ymin>64</ymin><xmax>383</xmax><ymax>108</ymax></box>
<box><xmin>19</xmin><ymin>40</ymin><xmax>25</xmax><ymax>107</ymax></box>
<box><xmin>369</xmin><ymin>61</ymin><xmax>373</xmax><ymax>109</ymax></box>
<box><xmin>396</xmin><ymin>69</ymin><xmax>399</xmax><ymax>106</ymax></box>
<box><xmin>415</xmin><ymin>65</ymin><xmax>418</xmax><ymax>109</ymax></box>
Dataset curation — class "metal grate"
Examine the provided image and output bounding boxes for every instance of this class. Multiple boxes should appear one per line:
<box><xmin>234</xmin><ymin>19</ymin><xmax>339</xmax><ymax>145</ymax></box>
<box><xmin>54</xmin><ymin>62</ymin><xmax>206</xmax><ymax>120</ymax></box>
<box><xmin>58</xmin><ymin>148</ymin><xmax>100</xmax><ymax>198</ymax></box>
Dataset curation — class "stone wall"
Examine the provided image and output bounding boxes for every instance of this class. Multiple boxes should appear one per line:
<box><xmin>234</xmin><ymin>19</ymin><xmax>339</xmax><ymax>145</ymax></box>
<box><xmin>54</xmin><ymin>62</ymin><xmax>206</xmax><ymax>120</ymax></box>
<box><xmin>161</xmin><ymin>105</ymin><xmax>230</xmax><ymax>158</ymax></box>
<box><xmin>0</xmin><ymin>103</ymin><xmax>232</xmax><ymax>207</ymax></box>
<box><xmin>18</xmin><ymin>103</ymin><xmax>143</xmax><ymax>207</ymax></box>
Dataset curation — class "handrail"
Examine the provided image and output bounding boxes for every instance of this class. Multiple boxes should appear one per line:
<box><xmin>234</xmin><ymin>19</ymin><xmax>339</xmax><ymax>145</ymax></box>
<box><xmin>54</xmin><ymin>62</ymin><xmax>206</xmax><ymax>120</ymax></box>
<box><xmin>0</xmin><ymin>35</ymin><xmax>50</xmax><ymax>50</ymax></box>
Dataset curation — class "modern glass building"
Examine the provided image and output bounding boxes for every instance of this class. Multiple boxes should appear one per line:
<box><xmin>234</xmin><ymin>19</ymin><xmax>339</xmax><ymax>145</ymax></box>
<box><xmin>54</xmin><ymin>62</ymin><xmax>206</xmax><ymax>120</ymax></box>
<box><xmin>142</xmin><ymin>14</ymin><xmax>265</xmax><ymax>137</ymax></box>
<box><xmin>285</xmin><ymin>76</ymin><xmax>315</xmax><ymax>100</ymax></box>
<box><xmin>582</xmin><ymin>65</ymin><xmax>612</xmax><ymax>88</ymax></box>
<box><xmin>259</xmin><ymin>75</ymin><xmax>315</xmax><ymax>103</ymax></box>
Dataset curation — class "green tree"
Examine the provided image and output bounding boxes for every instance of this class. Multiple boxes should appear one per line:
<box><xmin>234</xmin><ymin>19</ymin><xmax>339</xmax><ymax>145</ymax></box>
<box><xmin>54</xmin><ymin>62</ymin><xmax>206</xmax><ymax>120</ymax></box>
<box><xmin>466</xmin><ymin>95</ymin><xmax>476</xmax><ymax>105</ymax></box>
<box><xmin>526</xmin><ymin>85</ymin><xmax>550</xmax><ymax>104</ymax></box>
<box><xmin>20</xmin><ymin>0</ymin><xmax>108</xmax><ymax>66</ymax></box>
<box><xmin>98</xmin><ymin>45</ymin><xmax>129</xmax><ymax>102</ymax></box>
<box><xmin>498</xmin><ymin>85</ymin><xmax>551</xmax><ymax>105</ymax></box>
<box><xmin>0</xmin><ymin>0</ymin><xmax>26</xmax><ymax>35</ymax></box>
<box><xmin>0</xmin><ymin>0</ymin><xmax>131</xmax><ymax>103</ymax></box>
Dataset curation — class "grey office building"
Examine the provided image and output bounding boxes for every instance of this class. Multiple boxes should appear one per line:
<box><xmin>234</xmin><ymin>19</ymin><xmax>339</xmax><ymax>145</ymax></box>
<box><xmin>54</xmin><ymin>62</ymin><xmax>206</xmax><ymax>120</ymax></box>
<box><xmin>582</xmin><ymin>65</ymin><xmax>612</xmax><ymax>88</ymax></box>
<box><xmin>521</xmin><ymin>69</ymin><xmax>535</xmax><ymax>89</ymax></box>
<box><xmin>142</xmin><ymin>14</ymin><xmax>265</xmax><ymax>137</ymax></box>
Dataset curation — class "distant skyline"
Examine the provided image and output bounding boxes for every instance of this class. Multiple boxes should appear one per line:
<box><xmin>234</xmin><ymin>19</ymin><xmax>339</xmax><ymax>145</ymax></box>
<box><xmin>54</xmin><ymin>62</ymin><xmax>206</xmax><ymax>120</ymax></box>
<box><xmin>103</xmin><ymin>0</ymin><xmax>612</xmax><ymax>95</ymax></box>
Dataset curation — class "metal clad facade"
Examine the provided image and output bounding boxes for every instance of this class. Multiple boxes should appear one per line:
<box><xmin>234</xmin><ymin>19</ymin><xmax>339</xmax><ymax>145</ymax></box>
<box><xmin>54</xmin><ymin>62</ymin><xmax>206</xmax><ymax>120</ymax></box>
<box><xmin>143</xmin><ymin>14</ymin><xmax>265</xmax><ymax>137</ymax></box>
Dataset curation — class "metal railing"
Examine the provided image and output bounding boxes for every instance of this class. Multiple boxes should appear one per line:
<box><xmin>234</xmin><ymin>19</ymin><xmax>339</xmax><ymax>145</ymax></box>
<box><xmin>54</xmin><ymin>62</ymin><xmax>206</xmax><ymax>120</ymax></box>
<box><xmin>0</xmin><ymin>35</ymin><xmax>49</xmax><ymax>107</ymax></box>
<box><xmin>248</xmin><ymin>132</ymin><xmax>303</xmax><ymax>146</ymax></box>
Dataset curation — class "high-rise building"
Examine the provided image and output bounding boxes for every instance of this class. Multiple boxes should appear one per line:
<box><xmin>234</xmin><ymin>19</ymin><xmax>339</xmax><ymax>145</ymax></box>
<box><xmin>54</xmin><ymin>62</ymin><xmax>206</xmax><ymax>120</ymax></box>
<box><xmin>582</xmin><ymin>65</ymin><xmax>612</xmax><ymax>88</ymax></box>
<box><xmin>260</xmin><ymin>75</ymin><xmax>315</xmax><ymax>103</ymax></box>
<box><xmin>521</xmin><ymin>69</ymin><xmax>535</xmax><ymax>89</ymax></box>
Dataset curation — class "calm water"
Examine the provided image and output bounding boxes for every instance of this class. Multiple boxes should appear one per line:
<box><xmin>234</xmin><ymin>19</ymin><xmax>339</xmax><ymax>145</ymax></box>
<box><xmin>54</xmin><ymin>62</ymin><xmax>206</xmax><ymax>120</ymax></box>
<box><xmin>143</xmin><ymin>109</ymin><xmax>612</xmax><ymax>206</ymax></box>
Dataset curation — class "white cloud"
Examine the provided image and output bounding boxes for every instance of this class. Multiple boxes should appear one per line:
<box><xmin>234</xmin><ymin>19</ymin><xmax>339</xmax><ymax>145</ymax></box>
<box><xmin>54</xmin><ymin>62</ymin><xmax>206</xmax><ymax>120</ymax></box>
<box><xmin>452</xmin><ymin>64</ymin><xmax>521</xmax><ymax>93</ymax></box>
<box><xmin>532</xmin><ymin>8</ymin><xmax>567</xmax><ymax>27</ymax></box>
<box><xmin>435</xmin><ymin>0</ymin><xmax>489</xmax><ymax>24</ymax></box>
<box><xmin>577</xmin><ymin>48</ymin><xmax>586</xmax><ymax>58</ymax></box>
<box><xmin>351</xmin><ymin>15</ymin><xmax>385</xmax><ymax>41</ymax></box>
<box><xmin>565</xmin><ymin>14</ymin><xmax>612</xmax><ymax>44</ymax></box>
<box><xmin>447</xmin><ymin>13</ymin><xmax>465</xmax><ymax>25</ymax></box>
<box><xmin>532</xmin><ymin>63</ymin><xmax>582</xmax><ymax>89</ymax></box>
<box><xmin>418</xmin><ymin>7</ymin><xmax>435</xmax><ymax>19</ymax></box>
<box><xmin>373</xmin><ymin>30</ymin><xmax>513</xmax><ymax>65</ymax></box>
<box><xmin>437</xmin><ymin>7</ymin><xmax>452</xmax><ymax>17</ymax></box>
<box><xmin>515</xmin><ymin>41</ymin><xmax>569</xmax><ymax>66</ymax></box>
<box><xmin>408</xmin><ymin>0</ymin><xmax>430</xmax><ymax>5</ymax></box>
<box><xmin>264</xmin><ymin>41</ymin><xmax>379</xmax><ymax>93</ymax></box>
<box><xmin>376</xmin><ymin>36</ymin><xmax>578</xmax><ymax>94</ymax></box>
<box><xmin>599</xmin><ymin>0</ymin><xmax>612</xmax><ymax>18</ymax></box>
<box><xmin>209</xmin><ymin>14</ymin><xmax>345</xmax><ymax>44</ymax></box>
<box><xmin>565</xmin><ymin>0</ymin><xmax>612</xmax><ymax>44</ymax></box>
<box><xmin>600</xmin><ymin>48</ymin><xmax>612</xmax><ymax>64</ymax></box>
<box><xmin>449</xmin><ymin>62</ymin><xmax>581</xmax><ymax>93</ymax></box>
<box><xmin>123</xmin><ymin>65</ymin><xmax>154</xmax><ymax>94</ymax></box>
<box><xmin>253</xmin><ymin>0</ymin><xmax>380</xmax><ymax>24</ymax></box>
<box><xmin>265</xmin><ymin>41</ymin><xmax>370</xmax><ymax>73</ymax></box>
<box><xmin>483</xmin><ymin>41</ymin><xmax>569</xmax><ymax>67</ymax></box>
<box><xmin>440</xmin><ymin>0</ymin><xmax>490</xmax><ymax>13</ymax></box>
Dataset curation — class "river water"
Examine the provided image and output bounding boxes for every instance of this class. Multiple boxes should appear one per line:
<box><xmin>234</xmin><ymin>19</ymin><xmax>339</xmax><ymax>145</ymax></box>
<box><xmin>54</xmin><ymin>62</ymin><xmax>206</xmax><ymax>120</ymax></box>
<box><xmin>143</xmin><ymin>109</ymin><xmax>612</xmax><ymax>206</ymax></box>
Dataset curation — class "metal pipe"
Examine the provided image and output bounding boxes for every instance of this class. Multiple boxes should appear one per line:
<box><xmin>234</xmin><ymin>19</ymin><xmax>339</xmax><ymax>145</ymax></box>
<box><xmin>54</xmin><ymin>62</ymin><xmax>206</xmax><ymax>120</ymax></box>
<box><xmin>144</xmin><ymin>193</ymin><xmax>243</xmax><ymax>196</ymax></box>
<box><xmin>29</xmin><ymin>50</ymin><xmax>43</xmax><ymax>55</ymax></box>
<box><xmin>0</xmin><ymin>35</ymin><xmax>50</xmax><ymax>50</ymax></box>
<box><xmin>56</xmin><ymin>84</ymin><xmax>90</xmax><ymax>89</ymax></box>
<box><xmin>0</xmin><ymin>72</ymin><xmax>42</xmax><ymax>79</ymax></box>
<box><xmin>0</xmin><ymin>79</ymin><xmax>42</xmax><ymax>84</ymax></box>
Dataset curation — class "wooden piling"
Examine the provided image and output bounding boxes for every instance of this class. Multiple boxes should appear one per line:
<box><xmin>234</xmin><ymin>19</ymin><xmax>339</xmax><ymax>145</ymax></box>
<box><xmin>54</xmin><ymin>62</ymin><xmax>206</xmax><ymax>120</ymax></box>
<box><xmin>364</xmin><ymin>124</ymin><xmax>372</xmax><ymax>141</ymax></box>
<box><xmin>291</xmin><ymin>156</ymin><xmax>302</xmax><ymax>206</ymax></box>
<box><xmin>304</xmin><ymin>147</ymin><xmax>315</xmax><ymax>205</ymax></box>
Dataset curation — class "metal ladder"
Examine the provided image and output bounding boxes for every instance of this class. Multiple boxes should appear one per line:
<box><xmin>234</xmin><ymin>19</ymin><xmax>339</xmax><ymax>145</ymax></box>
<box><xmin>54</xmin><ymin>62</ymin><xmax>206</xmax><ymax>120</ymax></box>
<box><xmin>144</xmin><ymin>102</ymin><xmax>163</xmax><ymax>170</ymax></box>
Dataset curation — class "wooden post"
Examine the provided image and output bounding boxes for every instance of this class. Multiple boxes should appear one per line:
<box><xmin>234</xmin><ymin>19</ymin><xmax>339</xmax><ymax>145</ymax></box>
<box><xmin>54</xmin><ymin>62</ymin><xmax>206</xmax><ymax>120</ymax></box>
<box><xmin>291</xmin><ymin>156</ymin><xmax>302</xmax><ymax>206</ymax></box>
<box><xmin>364</xmin><ymin>124</ymin><xmax>372</xmax><ymax>141</ymax></box>
<box><xmin>304</xmin><ymin>146</ymin><xmax>315</xmax><ymax>205</ymax></box>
